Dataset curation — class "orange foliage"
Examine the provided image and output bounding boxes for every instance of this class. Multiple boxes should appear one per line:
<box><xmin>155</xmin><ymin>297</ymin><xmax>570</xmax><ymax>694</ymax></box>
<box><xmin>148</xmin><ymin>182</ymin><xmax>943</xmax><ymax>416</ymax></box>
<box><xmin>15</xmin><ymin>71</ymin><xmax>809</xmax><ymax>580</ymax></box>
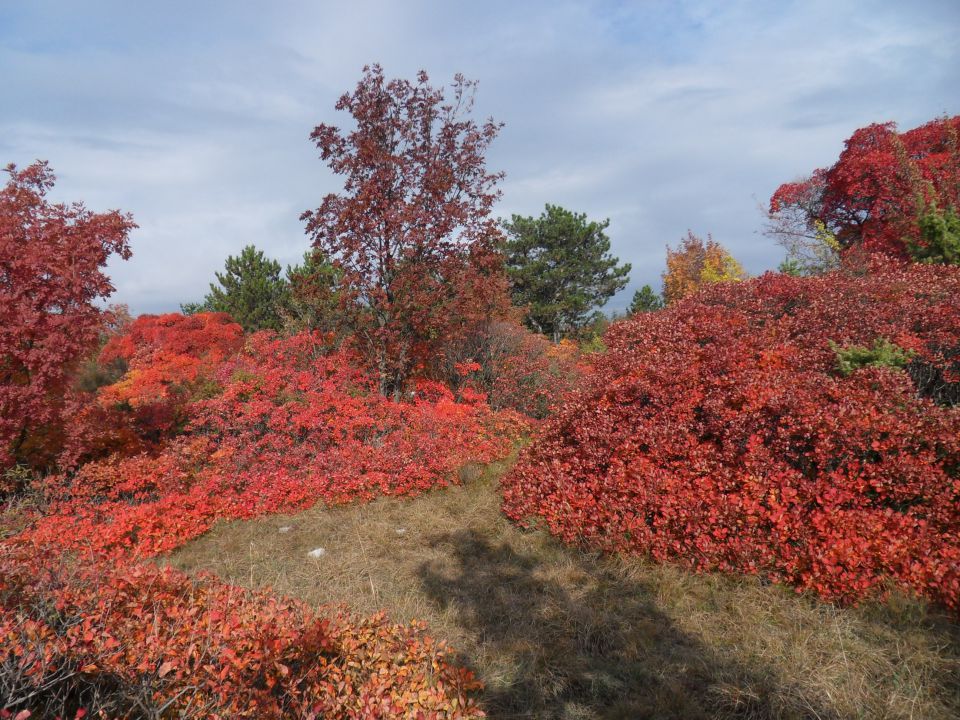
<box><xmin>60</xmin><ymin>312</ymin><xmax>244</xmax><ymax>467</ymax></box>
<box><xmin>5</xmin><ymin>327</ymin><xmax>527</xmax><ymax>716</ymax></box>
<box><xmin>1</xmin><ymin>545</ymin><xmax>483</xmax><ymax>718</ymax></box>
<box><xmin>662</xmin><ymin>231</ymin><xmax>746</xmax><ymax>304</ymax></box>
<box><xmin>97</xmin><ymin>311</ymin><xmax>244</xmax><ymax>407</ymax></box>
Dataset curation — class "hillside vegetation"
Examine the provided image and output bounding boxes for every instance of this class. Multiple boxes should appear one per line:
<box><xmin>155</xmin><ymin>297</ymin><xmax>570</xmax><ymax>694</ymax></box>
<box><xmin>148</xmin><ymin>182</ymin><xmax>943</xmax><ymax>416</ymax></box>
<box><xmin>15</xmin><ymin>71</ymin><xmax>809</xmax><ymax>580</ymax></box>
<box><xmin>2</xmin><ymin>66</ymin><xmax>958</xmax><ymax>718</ymax></box>
<box><xmin>503</xmin><ymin>261</ymin><xmax>960</xmax><ymax>609</ymax></box>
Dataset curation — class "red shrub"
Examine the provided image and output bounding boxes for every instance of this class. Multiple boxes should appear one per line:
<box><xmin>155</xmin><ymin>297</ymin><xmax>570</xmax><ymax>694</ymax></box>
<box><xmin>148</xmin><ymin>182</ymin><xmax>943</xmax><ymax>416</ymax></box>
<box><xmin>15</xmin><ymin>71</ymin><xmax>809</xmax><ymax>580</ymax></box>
<box><xmin>6</xmin><ymin>330</ymin><xmax>523</xmax><ymax>715</ymax></box>
<box><xmin>3</xmin><ymin>326</ymin><xmax>525</xmax><ymax>715</ymax></box>
<box><xmin>502</xmin><ymin>260</ymin><xmax>960</xmax><ymax>608</ymax></box>
<box><xmin>0</xmin><ymin>545</ymin><xmax>483</xmax><ymax>718</ymax></box>
<box><xmin>438</xmin><ymin>320</ymin><xmax>585</xmax><ymax>418</ymax></box>
<box><xmin>24</xmin><ymin>331</ymin><xmax>527</xmax><ymax>560</ymax></box>
<box><xmin>60</xmin><ymin>312</ymin><xmax>244</xmax><ymax>467</ymax></box>
<box><xmin>98</xmin><ymin>311</ymin><xmax>244</xmax><ymax>370</ymax></box>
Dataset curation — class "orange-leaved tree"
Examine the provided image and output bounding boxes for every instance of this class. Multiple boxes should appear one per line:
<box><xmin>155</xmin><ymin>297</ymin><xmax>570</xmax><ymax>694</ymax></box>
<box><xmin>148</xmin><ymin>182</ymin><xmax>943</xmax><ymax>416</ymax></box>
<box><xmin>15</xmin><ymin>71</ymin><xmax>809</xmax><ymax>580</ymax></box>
<box><xmin>662</xmin><ymin>230</ymin><xmax>746</xmax><ymax>304</ymax></box>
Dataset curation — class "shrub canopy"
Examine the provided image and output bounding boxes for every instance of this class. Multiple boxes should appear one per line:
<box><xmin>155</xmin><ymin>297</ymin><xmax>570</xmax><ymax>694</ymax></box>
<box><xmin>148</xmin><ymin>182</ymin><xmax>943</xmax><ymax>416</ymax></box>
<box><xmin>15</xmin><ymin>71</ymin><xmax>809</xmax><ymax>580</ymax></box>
<box><xmin>503</xmin><ymin>260</ymin><xmax>960</xmax><ymax>609</ymax></box>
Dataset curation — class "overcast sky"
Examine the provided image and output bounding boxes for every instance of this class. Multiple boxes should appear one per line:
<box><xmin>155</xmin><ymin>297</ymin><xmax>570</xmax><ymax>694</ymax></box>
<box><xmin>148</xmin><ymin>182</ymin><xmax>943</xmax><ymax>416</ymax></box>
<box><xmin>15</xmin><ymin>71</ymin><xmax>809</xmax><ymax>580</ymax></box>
<box><xmin>2</xmin><ymin>0</ymin><xmax>957</xmax><ymax>314</ymax></box>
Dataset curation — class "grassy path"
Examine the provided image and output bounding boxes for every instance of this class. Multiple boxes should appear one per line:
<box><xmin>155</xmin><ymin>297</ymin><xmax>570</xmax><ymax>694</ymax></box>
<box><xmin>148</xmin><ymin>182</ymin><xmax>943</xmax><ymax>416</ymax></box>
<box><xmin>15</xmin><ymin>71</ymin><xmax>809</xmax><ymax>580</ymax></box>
<box><xmin>168</xmin><ymin>458</ymin><xmax>960</xmax><ymax>719</ymax></box>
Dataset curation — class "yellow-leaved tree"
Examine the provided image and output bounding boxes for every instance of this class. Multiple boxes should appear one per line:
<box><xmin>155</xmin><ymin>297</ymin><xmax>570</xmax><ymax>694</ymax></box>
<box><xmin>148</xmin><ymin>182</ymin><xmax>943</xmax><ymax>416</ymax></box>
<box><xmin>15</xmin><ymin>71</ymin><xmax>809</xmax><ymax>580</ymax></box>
<box><xmin>662</xmin><ymin>231</ymin><xmax>747</xmax><ymax>304</ymax></box>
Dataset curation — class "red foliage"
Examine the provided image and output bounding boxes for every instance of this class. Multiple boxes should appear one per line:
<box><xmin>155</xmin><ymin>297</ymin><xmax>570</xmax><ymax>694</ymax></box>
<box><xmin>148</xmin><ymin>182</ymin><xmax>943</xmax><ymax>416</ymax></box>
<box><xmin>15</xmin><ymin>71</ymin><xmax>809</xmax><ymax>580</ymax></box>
<box><xmin>0</xmin><ymin>545</ymin><xmax>483</xmax><ymax>718</ymax></box>
<box><xmin>24</xmin><ymin>332</ymin><xmax>527</xmax><ymax>560</ymax></box>
<box><xmin>444</xmin><ymin>321</ymin><xmax>585</xmax><ymax>419</ymax></box>
<box><xmin>303</xmin><ymin>65</ymin><xmax>511</xmax><ymax>398</ymax></box>
<box><xmin>769</xmin><ymin>116</ymin><xmax>960</xmax><ymax>257</ymax></box>
<box><xmin>60</xmin><ymin>312</ymin><xmax>244</xmax><ymax>467</ymax></box>
<box><xmin>0</xmin><ymin>162</ymin><xmax>134</xmax><ymax>470</ymax></box>
<box><xmin>99</xmin><ymin>311</ymin><xmax>243</xmax><ymax>370</ymax></box>
<box><xmin>502</xmin><ymin>261</ymin><xmax>960</xmax><ymax>609</ymax></box>
<box><xmin>6</xmin><ymin>329</ymin><xmax>526</xmax><ymax>715</ymax></box>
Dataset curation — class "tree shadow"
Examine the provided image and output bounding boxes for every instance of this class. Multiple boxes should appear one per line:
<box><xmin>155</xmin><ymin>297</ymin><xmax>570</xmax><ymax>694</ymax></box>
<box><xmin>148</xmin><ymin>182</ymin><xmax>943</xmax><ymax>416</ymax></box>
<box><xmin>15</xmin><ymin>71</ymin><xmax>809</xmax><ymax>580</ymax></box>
<box><xmin>418</xmin><ymin>529</ymin><xmax>839</xmax><ymax>720</ymax></box>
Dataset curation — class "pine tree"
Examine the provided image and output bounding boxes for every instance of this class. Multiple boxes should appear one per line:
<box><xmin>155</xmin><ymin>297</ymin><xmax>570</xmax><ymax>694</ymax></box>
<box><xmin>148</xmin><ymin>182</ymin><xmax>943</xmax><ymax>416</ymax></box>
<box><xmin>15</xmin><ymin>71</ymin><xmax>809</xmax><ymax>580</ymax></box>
<box><xmin>183</xmin><ymin>245</ymin><xmax>288</xmax><ymax>332</ymax></box>
<box><xmin>909</xmin><ymin>203</ymin><xmax>960</xmax><ymax>265</ymax></box>
<box><xmin>502</xmin><ymin>204</ymin><xmax>631</xmax><ymax>341</ymax></box>
<box><xmin>628</xmin><ymin>285</ymin><xmax>664</xmax><ymax>313</ymax></box>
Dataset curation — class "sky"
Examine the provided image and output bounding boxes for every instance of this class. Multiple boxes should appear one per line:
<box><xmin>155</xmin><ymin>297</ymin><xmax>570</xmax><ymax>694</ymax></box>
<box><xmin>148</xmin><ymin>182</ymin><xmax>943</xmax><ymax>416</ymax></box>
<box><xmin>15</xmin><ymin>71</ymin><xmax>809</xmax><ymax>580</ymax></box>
<box><xmin>2</xmin><ymin>0</ymin><xmax>958</xmax><ymax>315</ymax></box>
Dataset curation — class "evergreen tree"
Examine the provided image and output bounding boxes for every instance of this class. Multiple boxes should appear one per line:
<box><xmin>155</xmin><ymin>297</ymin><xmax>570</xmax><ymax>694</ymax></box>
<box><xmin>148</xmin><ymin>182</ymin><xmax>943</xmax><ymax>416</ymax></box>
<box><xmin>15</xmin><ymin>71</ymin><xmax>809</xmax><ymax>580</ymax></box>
<box><xmin>179</xmin><ymin>301</ymin><xmax>206</xmax><ymax>315</ymax></box>
<box><xmin>182</xmin><ymin>245</ymin><xmax>288</xmax><ymax>332</ymax></box>
<box><xmin>502</xmin><ymin>204</ymin><xmax>631</xmax><ymax>341</ymax></box>
<box><xmin>628</xmin><ymin>284</ymin><xmax>664</xmax><ymax>313</ymax></box>
<box><xmin>777</xmin><ymin>257</ymin><xmax>803</xmax><ymax>276</ymax></box>
<box><xmin>909</xmin><ymin>203</ymin><xmax>960</xmax><ymax>265</ymax></box>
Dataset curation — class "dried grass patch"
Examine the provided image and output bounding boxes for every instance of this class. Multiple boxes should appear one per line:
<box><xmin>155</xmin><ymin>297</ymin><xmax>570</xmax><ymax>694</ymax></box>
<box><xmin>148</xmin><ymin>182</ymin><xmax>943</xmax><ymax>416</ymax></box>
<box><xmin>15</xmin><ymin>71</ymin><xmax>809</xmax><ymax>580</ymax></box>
<box><xmin>168</xmin><ymin>458</ymin><xmax>960</xmax><ymax>719</ymax></box>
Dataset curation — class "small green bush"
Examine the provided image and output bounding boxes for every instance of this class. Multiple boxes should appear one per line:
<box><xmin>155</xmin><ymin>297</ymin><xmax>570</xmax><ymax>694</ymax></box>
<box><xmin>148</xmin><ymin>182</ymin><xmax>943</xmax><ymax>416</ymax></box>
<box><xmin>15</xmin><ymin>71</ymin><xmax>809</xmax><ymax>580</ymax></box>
<box><xmin>908</xmin><ymin>204</ymin><xmax>960</xmax><ymax>265</ymax></box>
<box><xmin>830</xmin><ymin>338</ymin><xmax>915</xmax><ymax>377</ymax></box>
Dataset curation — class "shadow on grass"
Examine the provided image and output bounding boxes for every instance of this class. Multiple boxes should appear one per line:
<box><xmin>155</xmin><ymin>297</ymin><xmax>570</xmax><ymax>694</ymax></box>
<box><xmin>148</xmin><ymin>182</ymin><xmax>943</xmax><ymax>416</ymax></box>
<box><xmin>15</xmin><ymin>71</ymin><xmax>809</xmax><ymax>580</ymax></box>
<box><xmin>418</xmin><ymin>529</ymin><xmax>838</xmax><ymax>720</ymax></box>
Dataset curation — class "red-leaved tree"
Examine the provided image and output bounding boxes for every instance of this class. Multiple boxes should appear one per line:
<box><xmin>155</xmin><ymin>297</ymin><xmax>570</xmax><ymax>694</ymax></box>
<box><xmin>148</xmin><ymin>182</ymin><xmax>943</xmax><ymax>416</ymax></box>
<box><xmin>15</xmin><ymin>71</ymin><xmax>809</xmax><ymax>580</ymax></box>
<box><xmin>0</xmin><ymin>161</ymin><xmax>134</xmax><ymax>471</ymax></box>
<box><xmin>769</xmin><ymin>116</ymin><xmax>960</xmax><ymax>260</ymax></box>
<box><xmin>302</xmin><ymin>65</ymin><xmax>510</xmax><ymax>399</ymax></box>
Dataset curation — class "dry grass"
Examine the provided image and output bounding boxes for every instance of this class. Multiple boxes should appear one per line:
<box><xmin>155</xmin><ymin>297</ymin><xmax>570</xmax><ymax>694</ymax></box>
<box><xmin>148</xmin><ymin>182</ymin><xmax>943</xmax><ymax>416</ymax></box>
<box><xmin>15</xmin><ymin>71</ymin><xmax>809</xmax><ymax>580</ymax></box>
<box><xmin>167</xmin><ymin>457</ymin><xmax>960</xmax><ymax>719</ymax></box>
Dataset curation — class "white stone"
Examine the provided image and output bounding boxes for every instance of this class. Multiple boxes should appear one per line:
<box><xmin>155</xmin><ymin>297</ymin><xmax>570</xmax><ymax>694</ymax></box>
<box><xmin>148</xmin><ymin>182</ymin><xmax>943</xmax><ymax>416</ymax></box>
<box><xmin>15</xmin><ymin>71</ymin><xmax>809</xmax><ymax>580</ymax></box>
<box><xmin>307</xmin><ymin>547</ymin><xmax>327</xmax><ymax>558</ymax></box>
<box><xmin>278</xmin><ymin>526</ymin><xmax>292</xmax><ymax>533</ymax></box>
<box><xmin>396</xmin><ymin>528</ymin><xmax>407</xmax><ymax>535</ymax></box>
